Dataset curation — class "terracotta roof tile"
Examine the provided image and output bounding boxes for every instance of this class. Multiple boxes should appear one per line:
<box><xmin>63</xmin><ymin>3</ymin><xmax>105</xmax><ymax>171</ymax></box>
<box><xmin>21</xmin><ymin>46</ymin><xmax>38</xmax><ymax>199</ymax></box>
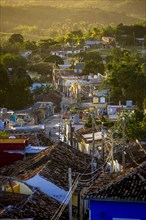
<box><xmin>0</xmin><ymin>190</ymin><xmax>69</xmax><ymax>220</ymax></box>
<box><xmin>86</xmin><ymin>161</ymin><xmax>146</xmax><ymax>202</ymax></box>
<box><xmin>0</xmin><ymin>142</ymin><xmax>92</xmax><ymax>190</ymax></box>
<box><xmin>0</xmin><ymin>141</ymin><xmax>92</xmax><ymax>219</ymax></box>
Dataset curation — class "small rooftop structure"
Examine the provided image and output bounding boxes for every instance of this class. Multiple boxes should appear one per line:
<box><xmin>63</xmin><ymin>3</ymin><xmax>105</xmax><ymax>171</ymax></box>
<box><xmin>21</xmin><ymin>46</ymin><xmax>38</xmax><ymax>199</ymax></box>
<box><xmin>0</xmin><ymin>138</ymin><xmax>29</xmax><ymax>167</ymax></box>
<box><xmin>82</xmin><ymin>131</ymin><xmax>105</xmax><ymax>143</ymax></box>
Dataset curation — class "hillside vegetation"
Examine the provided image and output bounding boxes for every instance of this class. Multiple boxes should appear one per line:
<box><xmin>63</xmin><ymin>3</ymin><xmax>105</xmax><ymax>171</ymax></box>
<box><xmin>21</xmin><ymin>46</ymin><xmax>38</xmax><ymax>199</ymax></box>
<box><xmin>1</xmin><ymin>0</ymin><xmax>146</xmax><ymax>40</ymax></box>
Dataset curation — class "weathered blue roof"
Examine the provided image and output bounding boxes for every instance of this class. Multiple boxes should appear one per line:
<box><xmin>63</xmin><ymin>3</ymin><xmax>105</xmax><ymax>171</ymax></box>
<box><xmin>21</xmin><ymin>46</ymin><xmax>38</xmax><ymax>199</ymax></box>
<box><xmin>30</xmin><ymin>83</ymin><xmax>47</xmax><ymax>91</ymax></box>
<box><xmin>85</xmin><ymin>40</ymin><xmax>102</xmax><ymax>45</ymax></box>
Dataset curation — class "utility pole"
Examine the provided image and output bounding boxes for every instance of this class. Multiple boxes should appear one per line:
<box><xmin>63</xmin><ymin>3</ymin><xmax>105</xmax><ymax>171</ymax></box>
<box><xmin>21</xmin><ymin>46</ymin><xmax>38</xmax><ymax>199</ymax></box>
<box><xmin>70</xmin><ymin>118</ymin><xmax>73</xmax><ymax>146</ymax></box>
<box><xmin>122</xmin><ymin>117</ymin><xmax>126</xmax><ymax>170</ymax></box>
<box><xmin>101</xmin><ymin>122</ymin><xmax>104</xmax><ymax>162</ymax></box>
<box><xmin>59</xmin><ymin>117</ymin><xmax>61</xmax><ymax>141</ymax></box>
<box><xmin>68</xmin><ymin>168</ymin><xmax>72</xmax><ymax>220</ymax></box>
<box><xmin>111</xmin><ymin>135</ymin><xmax>114</xmax><ymax>172</ymax></box>
<box><xmin>91</xmin><ymin>110</ymin><xmax>95</xmax><ymax>174</ymax></box>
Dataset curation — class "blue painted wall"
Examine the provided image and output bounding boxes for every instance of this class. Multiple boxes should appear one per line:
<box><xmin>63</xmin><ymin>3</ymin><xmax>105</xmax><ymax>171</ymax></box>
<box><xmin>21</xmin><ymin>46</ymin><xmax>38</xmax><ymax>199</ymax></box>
<box><xmin>90</xmin><ymin>200</ymin><xmax>146</xmax><ymax>220</ymax></box>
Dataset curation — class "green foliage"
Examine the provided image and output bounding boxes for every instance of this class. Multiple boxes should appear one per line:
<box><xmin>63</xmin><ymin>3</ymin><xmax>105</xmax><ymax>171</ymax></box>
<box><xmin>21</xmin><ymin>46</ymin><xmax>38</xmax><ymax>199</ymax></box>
<box><xmin>29</xmin><ymin>62</ymin><xmax>52</xmax><ymax>76</ymax></box>
<box><xmin>143</xmin><ymin>98</ymin><xmax>146</xmax><ymax>109</ymax></box>
<box><xmin>0</xmin><ymin>59</ymin><xmax>33</xmax><ymax>109</ymax></box>
<box><xmin>0</xmin><ymin>64</ymin><xmax>9</xmax><ymax>89</ymax></box>
<box><xmin>13</xmin><ymin>68</ymin><xmax>33</xmax><ymax>87</ymax></box>
<box><xmin>84</xmin><ymin>114</ymin><xmax>111</xmax><ymax>128</ymax></box>
<box><xmin>65</xmin><ymin>30</ymin><xmax>83</xmax><ymax>45</ymax></box>
<box><xmin>0</xmin><ymin>64</ymin><xmax>9</xmax><ymax>107</ymax></box>
<box><xmin>2</xmin><ymin>41</ymin><xmax>23</xmax><ymax>55</ymax></box>
<box><xmin>9</xmin><ymin>34</ymin><xmax>24</xmax><ymax>44</ymax></box>
<box><xmin>78</xmin><ymin>51</ymin><xmax>104</xmax><ymax>75</ymax></box>
<box><xmin>84</xmin><ymin>114</ymin><xmax>92</xmax><ymax>128</ymax></box>
<box><xmin>23</xmin><ymin>40</ymin><xmax>38</xmax><ymax>51</ymax></box>
<box><xmin>1</xmin><ymin>53</ymin><xmax>27</xmax><ymax>69</ymax></box>
<box><xmin>5</xmin><ymin>86</ymin><xmax>33</xmax><ymax>110</ymax></box>
<box><xmin>117</xmin><ymin>109</ymin><xmax>146</xmax><ymax>140</ymax></box>
<box><xmin>141</xmin><ymin>114</ymin><xmax>146</xmax><ymax>129</ymax></box>
<box><xmin>33</xmin><ymin>84</ymin><xmax>52</xmax><ymax>95</ymax></box>
<box><xmin>110</xmin><ymin>48</ymin><xmax>125</xmax><ymax>62</ymax></box>
<box><xmin>83</xmin><ymin>51</ymin><xmax>102</xmax><ymax>62</ymax></box>
<box><xmin>141</xmin><ymin>63</ymin><xmax>146</xmax><ymax>76</ymax></box>
<box><xmin>83</xmin><ymin>60</ymin><xmax>104</xmax><ymax>75</ymax></box>
<box><xmin>70</xmin><ymin>106</ymin><xmax>77</xmax><ymax>114</ymax></box>
<box><xmin>106</xmin><ymin>52</ymin><xmax>146</xmax><ymax>108</ymax></box>
<box><xmin>33</xmin><ymin>86</ymin><xmax>44</xmax><ymax>95</ymax></box>
<box><xmin>37</xmin><ymin>38</ymin><xmax>58</xmax><ymax>49</ymax></box>
<box><xmin>44</xmin><ymin>55</ymin><xmax>64</xmax><ymax>66</ymax></box>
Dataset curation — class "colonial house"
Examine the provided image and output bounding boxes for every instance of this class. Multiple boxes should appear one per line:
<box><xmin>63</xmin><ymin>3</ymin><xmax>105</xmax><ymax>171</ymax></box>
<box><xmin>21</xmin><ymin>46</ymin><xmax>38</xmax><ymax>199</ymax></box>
<box><xmin>85</xmin><ymin>40</ymin><xmax>103</xmax><ymax>49</ymax></box>
<box><xmin>102</xmin><ymin>36</ymin><xmax>116</xmax><ymax>44</ymax></box>
<box><xmin>84</xmin><ymin>161</ymin><xmax>146</xmax><ymax>220</ymax></box>
<box><xmin>73</xmin><ymin>127</ymin><xmax>107</xmax><ymax>158</ymax></box>
<box><xmin>53</xmin><ymin>69</ymin><xmax>77</xmax><ymax>91</ymax></box>
<box><xmin>32</xmin><ymin>101</ymin><xmax>54</xmax><ymax>123</ymax></box>
<box><xmin>0</xmin><ymin>142</ymin><xmax>92</xmax><ymax>219</ymax></box>
<box><xmin>79</xmin><ymin>140</ymin><xmax>146</xmax><ymax>220</ymax></box>
<box><xmin>0</xmin><ymin>138</ymin><xmax>29</xmax><ymax>167</ymax></box>
<box><xmin>92</xmin><ymin>89</ymin><xmax>109</xmax><ymax>116</ymax></box>
<box><xmin>50</xmin><ymin>47</ymin><xmax>82</xmax><ymax>58</ymax></box>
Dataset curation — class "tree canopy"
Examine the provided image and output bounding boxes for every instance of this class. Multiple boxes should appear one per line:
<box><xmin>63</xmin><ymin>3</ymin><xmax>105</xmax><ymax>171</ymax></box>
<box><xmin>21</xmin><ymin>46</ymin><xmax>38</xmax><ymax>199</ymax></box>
<box><xmin>29</xmin><ymin>62</ymin><xmax>52</xmax><ymax>75</ymax></box>
<box><xmin>8</xmin><ymin>34</ymin><xmax>24</xmax><ymax>44</ymax></box>
<box><xmin>105</xmin><ymin>51</ymin><xmax>146</xmax><ymax>108</ymax></box>
<box><xmin>1</xmin><ymin>53</ymin><xmax>27</xmax><ymax>70</ymax></box>
<box><xmin>44</xmin><ymin>55</ymin><xmax>64</xmax><ymax>66</ymax></box>
<box><xmin>115</xmin><ymin>109</ymin><xmax>146</xmax><ymax>140</ymax></box>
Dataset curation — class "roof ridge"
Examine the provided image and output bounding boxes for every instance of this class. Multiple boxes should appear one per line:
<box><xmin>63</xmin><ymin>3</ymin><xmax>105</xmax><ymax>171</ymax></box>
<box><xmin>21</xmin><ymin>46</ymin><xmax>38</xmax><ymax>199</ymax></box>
<box><xmin>89</xmin><ymin>161</ymin><xmax>146</xmax><ymax>196</ymax></box>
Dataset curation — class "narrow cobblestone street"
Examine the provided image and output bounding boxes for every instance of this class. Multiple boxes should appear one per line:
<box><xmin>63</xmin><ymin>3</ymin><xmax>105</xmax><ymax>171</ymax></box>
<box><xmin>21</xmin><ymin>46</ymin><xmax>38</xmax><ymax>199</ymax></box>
<box><xmin>44</xmin><ymin>113</ymin><xmax>63</xmax><ymax>142</ymax></box>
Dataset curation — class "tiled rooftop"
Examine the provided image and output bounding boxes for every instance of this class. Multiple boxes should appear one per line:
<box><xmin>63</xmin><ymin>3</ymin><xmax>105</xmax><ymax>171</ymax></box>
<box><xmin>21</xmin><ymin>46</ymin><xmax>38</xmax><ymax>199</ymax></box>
<box><xmin>0</xmin><ymin>130</ymin><xmax>146</xmax><ymax>218</ymax></box>
<box><xmin>0</xmin><ymin>190</ymin><xmax>69</xmax><ymax>220</ymax></box>
<box><xmin>86</xmin><ymin>161</ymin><xmax>146</xmax><ymax>202</ymax></box>
<box><xmin>0</xmin><ymin>141</ymin><xmax>93</xmax><ymax>219</ymax></box>
<box><xmin>0</xmin><ymin>142</ymin><xmax>92</xmax><ymax>190</ymax></box>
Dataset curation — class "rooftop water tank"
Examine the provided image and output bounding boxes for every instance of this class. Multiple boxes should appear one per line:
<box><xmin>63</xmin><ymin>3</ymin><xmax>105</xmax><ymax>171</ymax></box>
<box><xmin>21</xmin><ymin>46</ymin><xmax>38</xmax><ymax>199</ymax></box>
<box><xmin>73</xmin><ymin>114</ymin><xmax>79</xmax><ymax>124</ymax></box>
<box><xmin>126</xmin><ymin>100</ymin><xmax>132</xmax><ymax>108</ymax></box>
<box><xmin>2</xmin><ymin>108</ymin><xmax>7</xmax><ymax>114</ymax></box>
<box><xmin>100</xmin><ymin>97</ymin><xmax>106</xmax><ymax>103</ymax></box>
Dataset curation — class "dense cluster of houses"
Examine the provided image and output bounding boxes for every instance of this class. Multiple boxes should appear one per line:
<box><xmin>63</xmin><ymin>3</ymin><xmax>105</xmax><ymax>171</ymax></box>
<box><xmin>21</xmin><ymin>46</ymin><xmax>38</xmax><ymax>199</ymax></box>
<box><xmin>0</xmin><ymin>36</ymin><xmax>146</xmax><ymax>219</ymax></box>
<box><xmin>0</xmin><ymin>128</ymin><xmax>146</xmax><ymax>219</ymax></box>
<box><xmin>0</xmin><ymin>71</ymin><xmax>146</xmax><ymax>218</ymax></box>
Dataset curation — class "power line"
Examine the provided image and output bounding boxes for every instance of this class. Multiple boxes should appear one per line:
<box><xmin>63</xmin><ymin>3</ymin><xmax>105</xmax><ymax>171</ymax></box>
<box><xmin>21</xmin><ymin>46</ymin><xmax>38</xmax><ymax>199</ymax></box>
<box><xmin>51</xmin><ymin>176</ymin><xmax>79</xmax><ymax>220</ymax></box>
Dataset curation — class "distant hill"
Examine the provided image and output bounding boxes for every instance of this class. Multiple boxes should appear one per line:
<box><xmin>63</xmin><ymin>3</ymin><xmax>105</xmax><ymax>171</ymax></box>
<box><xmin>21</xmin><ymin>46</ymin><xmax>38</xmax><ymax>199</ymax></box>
<box><xmin>1</xmin><ymin>0</ymin><xmax>146</xmax><ymax>40</ymax></box>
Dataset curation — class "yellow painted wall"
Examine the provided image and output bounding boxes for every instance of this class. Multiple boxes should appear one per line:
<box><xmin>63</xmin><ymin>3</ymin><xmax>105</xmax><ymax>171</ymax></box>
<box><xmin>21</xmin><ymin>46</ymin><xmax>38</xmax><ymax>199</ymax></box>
<box><xmin>6</xmin><ymin>182</ymin><xmax>32</xmax><ymax>195</ymax></box>
<box><xmin>7</xmin><ymin>184</ymin><xmax>20</xmax><ymax>193</ymax></box>
<box><xmin>72</xmin><ymin>194</ymin><xmax>78</xmax><ymax>207</ymax></box>
<box><xmin>39</xmin><ymin>109</ymin><xmax>45</xmax><ymax>118</ymax></box>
